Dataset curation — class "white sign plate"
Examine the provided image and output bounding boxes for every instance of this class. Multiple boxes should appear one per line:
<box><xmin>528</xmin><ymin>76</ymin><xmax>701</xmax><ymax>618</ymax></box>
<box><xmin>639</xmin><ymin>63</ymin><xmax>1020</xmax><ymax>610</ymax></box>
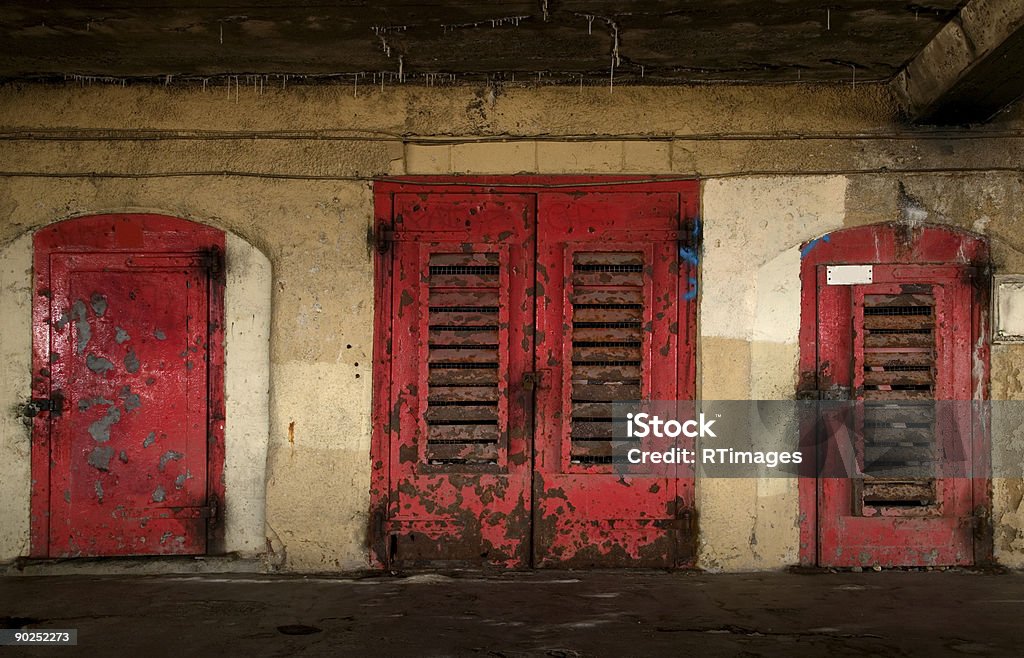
<box><xmin>826</xmin><ymin>265</ymin><xmax>873</xmax><ymax>285</ymax></box>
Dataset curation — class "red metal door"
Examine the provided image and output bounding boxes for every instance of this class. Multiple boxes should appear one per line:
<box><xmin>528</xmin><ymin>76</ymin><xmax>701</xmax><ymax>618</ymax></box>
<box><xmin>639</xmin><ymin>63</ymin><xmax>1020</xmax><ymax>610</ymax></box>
<box><xmin>373</xmin><ymin>179</ymin><xmax>699</xmax><ymax>569</ymax></box>
<box><xmin>803</xmin><ymin>226</ymin><xmax>988</xmax><ymax>567</ymax></box>
<box><xmin>533</xmin><ymin>192</ymin><xmax>696</xmax><ymax>567</ymax></box>
<box><xmin>382</xmin><ymin>193</ymin><xmax>535</xmax><ymax>567</ymax></box>
<box><xmin>31</xmin><ymin>215</ymin><xmax>225</xmax><ymax>557</ymax></box>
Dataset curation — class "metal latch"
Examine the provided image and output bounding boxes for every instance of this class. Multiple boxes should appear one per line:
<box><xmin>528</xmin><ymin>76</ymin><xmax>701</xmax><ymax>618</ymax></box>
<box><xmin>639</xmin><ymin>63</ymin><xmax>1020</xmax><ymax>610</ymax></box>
<box><xmin>22</xmin><ymin>393</ymin><xmax>64</xmax><ymax>418</ymax></box>
<box><xmin>971</xmin><ymin>505</ymin><xmax>991</xmax><ymax>542</ymax></box>
<box><xmin>522</xmin><ymin>371</ymin><xmax>540</xmax><ymax>392</ymax></box>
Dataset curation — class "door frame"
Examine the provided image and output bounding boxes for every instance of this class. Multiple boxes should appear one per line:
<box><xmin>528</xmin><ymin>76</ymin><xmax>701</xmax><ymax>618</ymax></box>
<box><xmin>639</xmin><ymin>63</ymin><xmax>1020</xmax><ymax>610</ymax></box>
<box><xmin>796</xmin><ymin>222</ymin><xmax>991</xmax><ymax>567</ymax></box>
<box><xmin>30</xmin><ymin>213</ymin><xmax>227</xmax><ymax>557</ymax></box>
<box><xmin>370</xmin><ymin>176</ymin><xmax>700</xmax><ymax>568</ymax></box>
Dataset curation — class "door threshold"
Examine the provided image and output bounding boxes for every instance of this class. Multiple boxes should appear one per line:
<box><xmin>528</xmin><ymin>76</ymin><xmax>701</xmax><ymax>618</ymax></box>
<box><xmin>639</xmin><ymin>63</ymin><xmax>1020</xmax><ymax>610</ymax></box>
<box><xmin>2</xmin><ymin>555</ymin><xmax>264</xmax><ymax>577</ymax></box>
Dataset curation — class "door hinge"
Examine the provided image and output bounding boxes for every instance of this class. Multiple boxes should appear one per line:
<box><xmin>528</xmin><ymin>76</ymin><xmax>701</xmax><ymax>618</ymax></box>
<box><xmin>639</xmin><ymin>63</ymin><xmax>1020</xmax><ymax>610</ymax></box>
<box><xmin>21</xmin><ymin>392</ymin><xmax>64</xmax><ymax>419</ymax></box>
<box><xmin>375</xmin><ymin>225</ymin><xmax>395</xmax><ymax>253</ymax></box>
<box><xmin>971</xmin><ymin>506</ymin><xmax>991</xmax><ymax>542</ymax></box>
<box><xmin>204</xmin><ymin>246</ymin><xmax>224</xmax><ymax>277</ymax></box>
<box><xmin>200</xmin><ymin>499</ymin><xmax>219</xmax><ymax>519</ymax></box>
<box><xmin>655</xmin><ymin>510</ymin><xmax>696</xmax><ymax>532</ymax></box>
<box><xmin>654</xmin><ymin>518</ymin><xmax>688</xmax><ymax>530</ymax></box>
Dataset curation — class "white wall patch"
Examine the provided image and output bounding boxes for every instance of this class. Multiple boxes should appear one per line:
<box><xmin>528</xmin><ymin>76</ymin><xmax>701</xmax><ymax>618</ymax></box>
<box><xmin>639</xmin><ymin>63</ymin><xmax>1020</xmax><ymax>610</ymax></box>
<box><xmin>994</xmin><ymin>275</ymin><xmax>1024</xmax><ymax>342</ymax></box>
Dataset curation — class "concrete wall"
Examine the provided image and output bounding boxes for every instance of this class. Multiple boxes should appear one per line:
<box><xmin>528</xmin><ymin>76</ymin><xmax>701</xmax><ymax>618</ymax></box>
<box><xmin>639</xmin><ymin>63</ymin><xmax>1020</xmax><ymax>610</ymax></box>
<box><xmin>697</xmin><ymin>177</ymin><xmax>847</xmax><ymax>571</ymax></box>
<box><xmin>0</xmin><ymin>232</ymin><xmax>32</xmax><ymax>560</ymax></box>
<box><xmin>0</xmin><ymin>81</ymin><xmax>1023</xmax><ymax>571</ymax></box>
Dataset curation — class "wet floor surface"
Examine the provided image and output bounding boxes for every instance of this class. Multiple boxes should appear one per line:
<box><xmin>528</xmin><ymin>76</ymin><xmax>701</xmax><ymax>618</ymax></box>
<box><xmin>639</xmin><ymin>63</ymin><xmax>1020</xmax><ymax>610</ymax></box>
<box><xmin>1</xmin><ymin>569</ymin><xmax>1022</xmax><ymax>656</ymax></box>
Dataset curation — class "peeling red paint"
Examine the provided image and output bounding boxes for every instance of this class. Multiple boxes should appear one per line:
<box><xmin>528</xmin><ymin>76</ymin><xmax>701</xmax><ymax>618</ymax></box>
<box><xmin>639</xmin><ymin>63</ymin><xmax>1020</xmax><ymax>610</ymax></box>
<box><xmin>372</xmin><ymin>178</ymin><xmax>699</xmax><ymax>569</ymax></box>
<box><xmin>31</xmin><ymin>214</ymin><xmax>225</xmax><ymax>558</ymax></box>
<box><xmin>798</xmin><ymin>223</ymin><xmax>989</xmax><ymax>568</ymax></box>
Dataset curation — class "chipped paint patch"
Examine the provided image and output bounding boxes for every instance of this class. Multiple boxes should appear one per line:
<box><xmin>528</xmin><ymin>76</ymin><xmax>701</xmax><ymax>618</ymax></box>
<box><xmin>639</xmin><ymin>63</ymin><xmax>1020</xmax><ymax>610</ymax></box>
<box><xmin>86</xmin><ymin>353</ymin><xmax>115</xmax><ymax>375</ymax></box>
<box><xmin>153</xmin><ymin>329</ymin><xmax>166</xmax><ymax>340</ymax></box>
<box><xmin>90</xmin><ymin>293</ymin><xmax>108</xmax><ymax>317</ymax></box>
<box><xmin>119</xmin><ymin>386</ymin><xmax>141</xmax><ymax>412</ymax></box>
<box><xmin>115</xmin><ymin>327</ymin><xmax>130</xmax><ymax>344</ymax></box>
<box><xmin>87</xmin><ymin>406</ymin><xmax>122</xmax><ymax>442</ymax></box>
<box><xmin>72</xmin><ymin>299</ymin><xmax>91</xmax><ymax>354</ymax></box>
<box><xmin>124</xmin><ymin>349</ymin><xmax>140</xmax><ymax>374</ymax></box>
<box><xmin>87</xmin><ymin>445</ymin><xmax>115</xmax><ymax>471</ymax></box>
<box><xmin>143</xmin><ymin>431</ymin><xmax>157</xmax><ymax>448</ymax></box>
<box><xmin>158</xmin><ymin>450</ymin><xmax>184</xmax><ymax>472</ymax></box>
<box><xmin>78</xmin><ymin>396</ymin><xmax>113</xmax><ymax>411</ymax></box>
<box><xmin>152</xmin><ymin>486</ymin><xmax>166</xmax><ymax>503</ymax></box>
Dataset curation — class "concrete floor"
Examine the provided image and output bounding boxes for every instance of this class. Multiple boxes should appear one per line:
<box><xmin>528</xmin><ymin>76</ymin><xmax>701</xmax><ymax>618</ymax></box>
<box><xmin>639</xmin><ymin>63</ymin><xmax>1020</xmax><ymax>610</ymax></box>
<box><xmin>1</xmin><ymin>569</ymin><xmax>1022</xmax><ymax>656</ymax></box>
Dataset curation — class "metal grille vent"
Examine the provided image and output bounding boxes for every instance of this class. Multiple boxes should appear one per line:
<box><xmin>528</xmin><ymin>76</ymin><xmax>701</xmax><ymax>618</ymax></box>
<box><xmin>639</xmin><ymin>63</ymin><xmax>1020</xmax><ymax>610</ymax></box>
<box><xmin>574</xmin><ymin>264</ymin><xmax>644</xmax><ymax>273</ymax></box>
<box><xmin>859</xmin><ymin>292</ymin><xmax>937</xmax><ymax>510</ymax></box>
<box><xmin>568</xmin><ymin>252</ymin><xmax>644</xmax><ymax>466</ymax></box>
<box><xmin>429</xmin><ymin>265</ymin><xmax>500</xmax><ymax>276</ymax></box>
<box><xmin>425</xmin><ymin>253</ymin><xmax>501</xmax><ymax>465</ymax></box>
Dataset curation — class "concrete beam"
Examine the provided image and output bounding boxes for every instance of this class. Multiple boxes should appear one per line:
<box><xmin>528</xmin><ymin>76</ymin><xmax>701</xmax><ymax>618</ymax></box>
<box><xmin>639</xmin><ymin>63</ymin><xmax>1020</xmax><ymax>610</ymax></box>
<box><xmin>894</xmin><ymin>0</ymin><xmax>1024</xmax><ymax>125</ymax></box>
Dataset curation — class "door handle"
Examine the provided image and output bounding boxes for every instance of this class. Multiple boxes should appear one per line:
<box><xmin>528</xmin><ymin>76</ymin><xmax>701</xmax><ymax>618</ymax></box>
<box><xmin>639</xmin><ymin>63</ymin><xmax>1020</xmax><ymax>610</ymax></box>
<box><xmin>521</xmin><ymin>371</ymin><xmax>540</xmax><ymax>461</ymax></box>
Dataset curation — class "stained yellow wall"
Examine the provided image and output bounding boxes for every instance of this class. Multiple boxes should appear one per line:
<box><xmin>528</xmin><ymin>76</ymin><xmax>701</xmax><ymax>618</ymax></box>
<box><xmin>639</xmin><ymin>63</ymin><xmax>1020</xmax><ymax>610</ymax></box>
<box><xmin>1</xmin><ymin>82</ymin><xmax>1022</xmax><ymax>571</ymax></box>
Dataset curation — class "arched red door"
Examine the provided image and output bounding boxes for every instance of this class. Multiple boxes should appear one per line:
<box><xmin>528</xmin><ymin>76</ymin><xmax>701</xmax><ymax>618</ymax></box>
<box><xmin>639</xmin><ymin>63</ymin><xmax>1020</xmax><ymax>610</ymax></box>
<box><xmin>30</xmin><ymin>214</ymin><xmax>225</xmax><ymax>557</ymax></box>
<box><xmin>798</xmin><ymin>223</ymin><xmax>990</xmax><ymax>567</ymax></box>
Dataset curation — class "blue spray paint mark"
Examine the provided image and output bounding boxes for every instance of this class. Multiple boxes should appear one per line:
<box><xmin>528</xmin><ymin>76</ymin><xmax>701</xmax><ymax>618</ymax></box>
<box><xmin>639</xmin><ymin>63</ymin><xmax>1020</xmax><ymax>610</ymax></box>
<box><xmin>800</xmin><ymin>234</ymin><xmax>831</xmax><ymax>258</ymax></box>
<box><xmin>679</xmin><ymin>246</ymin><xmax>699</xmax><ymax>266</ymax></box>
<box><xmin>679</xmin><ymin>215</ymin><xmax>702</xmax><ymax>266</ymax></box>
<box><xmin>683</xmin><ymin>277</ymin><xmax>698</xmax><ymax>301</ymax></box>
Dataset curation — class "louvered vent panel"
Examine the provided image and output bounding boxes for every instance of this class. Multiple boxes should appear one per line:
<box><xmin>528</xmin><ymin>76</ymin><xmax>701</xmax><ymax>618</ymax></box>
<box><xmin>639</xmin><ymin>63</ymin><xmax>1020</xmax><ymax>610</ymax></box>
<box><xmin>569</xmin><ymin>252</ymin><xmax>644</xmax><ymax>466</ymax></box>
<box><xmin>426</xmin><ymin>253</ymin><xmax>500</xmax><ymax>465</ymax></box>
<box><xmin>860</xmin><ymin>293</ymin><xmax>937</xmax><ymax>508</ymax></box>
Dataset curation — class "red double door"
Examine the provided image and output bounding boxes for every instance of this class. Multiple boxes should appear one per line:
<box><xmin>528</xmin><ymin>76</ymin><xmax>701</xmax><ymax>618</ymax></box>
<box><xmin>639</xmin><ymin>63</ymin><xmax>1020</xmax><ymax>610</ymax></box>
<box><xmin>374</xmin><ymin>181</ymin><xmax>699</xmax><ymax>568</ymax></box>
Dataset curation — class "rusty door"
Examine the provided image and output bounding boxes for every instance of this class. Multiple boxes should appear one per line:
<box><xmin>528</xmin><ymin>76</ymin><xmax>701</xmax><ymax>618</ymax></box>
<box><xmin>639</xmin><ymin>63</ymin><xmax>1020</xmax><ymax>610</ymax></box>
<box><xmin>373</xmin><ymin>179</ymin><xmax>699</xmax><ymax>569</ymax></box>
<box><xmin>803</xmin><ymin>225</ymin><xmax>988</xmax><ymax>568</ymax></box>
<box><xmin>381</xmin><ymin>193</ymin><xmax>536</xmax><ymax>567</ymax></box>
<box><xmin>31</xmin><ymin>215</ymin><xmax>225</xmax><ymax>558</ymax></box>
<box><xmin>533</xmin><ymin>192</ymin><xmax>695</xmax><ymax>567</ymax></box>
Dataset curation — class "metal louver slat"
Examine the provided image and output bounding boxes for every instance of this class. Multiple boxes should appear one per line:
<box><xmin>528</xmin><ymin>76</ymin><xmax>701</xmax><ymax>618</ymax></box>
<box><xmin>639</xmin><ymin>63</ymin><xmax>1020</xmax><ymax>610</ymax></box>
<box><xmin>425</xmin><ymin>252</ymin><xmax>501</xmax><ymax>465</ymax></box>
<box><xmin>569</xmin><ymin>251</ymin><xmax>644</xmax><ymax>466</ymax></box>
<box><xmin>859</xmin><ymin>293</ymin><xmax>938</xmax><ymax>509</ymax></box>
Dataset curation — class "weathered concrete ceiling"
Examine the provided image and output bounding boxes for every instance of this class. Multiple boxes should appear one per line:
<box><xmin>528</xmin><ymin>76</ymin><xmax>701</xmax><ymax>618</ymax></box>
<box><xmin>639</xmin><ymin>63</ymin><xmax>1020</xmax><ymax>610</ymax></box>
<box><xmin>895</xmin><ymin>0</ymin><xmax>1024</xmax><ymax>124</ymax></box>
<box><xmin>0</xmin><ymin>1</ymin><xmax>966</xmax><ymax>84</ymax></box>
